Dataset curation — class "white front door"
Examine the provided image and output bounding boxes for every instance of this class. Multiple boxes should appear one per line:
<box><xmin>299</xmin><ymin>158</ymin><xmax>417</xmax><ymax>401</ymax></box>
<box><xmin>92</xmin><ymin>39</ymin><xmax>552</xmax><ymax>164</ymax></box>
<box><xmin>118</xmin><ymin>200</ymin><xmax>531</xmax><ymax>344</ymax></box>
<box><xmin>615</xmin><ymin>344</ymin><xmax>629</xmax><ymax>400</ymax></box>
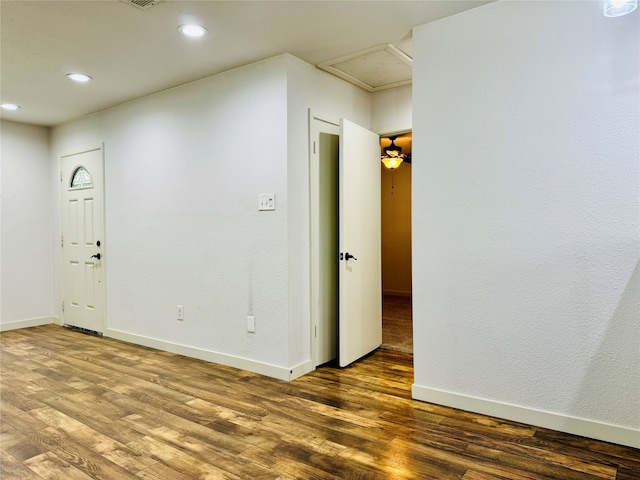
<box><xmin>338</xmin><ymin>119</ymin><xmax>382</xmax><ymax>367</ymax></box>
<box><xmin>60</xmin><ymin>145</ymin><xmax>105</xmax><ymax>333</ymax></box>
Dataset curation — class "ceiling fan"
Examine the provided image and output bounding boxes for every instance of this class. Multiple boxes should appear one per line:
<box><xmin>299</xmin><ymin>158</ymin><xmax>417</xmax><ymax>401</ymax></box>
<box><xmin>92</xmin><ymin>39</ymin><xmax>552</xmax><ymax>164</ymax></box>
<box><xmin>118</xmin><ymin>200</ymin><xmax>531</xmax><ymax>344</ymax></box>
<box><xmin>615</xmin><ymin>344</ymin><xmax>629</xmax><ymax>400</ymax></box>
<box><xmin>381</xmin><ymin>136</ymin><xmax>411</xmax><ymax>169</ymax></box>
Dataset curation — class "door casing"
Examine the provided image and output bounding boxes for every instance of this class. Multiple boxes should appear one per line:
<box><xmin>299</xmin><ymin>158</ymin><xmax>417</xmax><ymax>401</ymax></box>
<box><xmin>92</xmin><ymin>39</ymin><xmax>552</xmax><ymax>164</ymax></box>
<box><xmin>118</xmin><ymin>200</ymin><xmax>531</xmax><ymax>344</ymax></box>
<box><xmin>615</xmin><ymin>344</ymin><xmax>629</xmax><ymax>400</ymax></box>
<box><xmin>59</xmin><ymin>143</ymin><xmax>106</xmax><ymax>333</ymax></box>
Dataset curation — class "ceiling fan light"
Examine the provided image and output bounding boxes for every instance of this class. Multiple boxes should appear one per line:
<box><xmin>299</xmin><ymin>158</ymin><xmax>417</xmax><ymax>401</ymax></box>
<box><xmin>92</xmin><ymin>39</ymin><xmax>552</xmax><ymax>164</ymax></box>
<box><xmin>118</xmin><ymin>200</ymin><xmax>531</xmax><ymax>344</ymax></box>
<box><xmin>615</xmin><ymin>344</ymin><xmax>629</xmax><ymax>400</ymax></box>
<box><xmin>382</xmin><ymin>157</ymin><xmax>403</xmax><ymax>170</ymax></box>
<box><xmin>384</xmin><ymin>138</ymin><xmax>403</xmax><ymax>157</ymax></box>
<box><xmin>384</xmin><ymin>148</ymin><xmax>401</xmax><ymax>157</ymax></box>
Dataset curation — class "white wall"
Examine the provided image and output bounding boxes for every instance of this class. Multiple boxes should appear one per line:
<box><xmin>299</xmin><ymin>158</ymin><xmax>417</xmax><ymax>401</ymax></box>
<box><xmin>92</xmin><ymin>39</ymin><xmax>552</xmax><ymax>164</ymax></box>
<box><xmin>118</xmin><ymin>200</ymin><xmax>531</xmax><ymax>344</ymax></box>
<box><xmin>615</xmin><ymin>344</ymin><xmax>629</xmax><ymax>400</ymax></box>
<box><xmin>370</xmin><ymin>84</ymin><xmax>412</xmax><ymax>135</ymax></box>
<box><xmin>51</xmin><ymin>57</ymin><xmax>290</xmax><ymax>376</ymax></box>
<box><xmin>48</xmin><ymin>54</ymin><xmax>371</xmax><ymax>379</ymax></box>
<box><xmin>412</xmin><ymin>1</ymin><xmax>639</xmax><ymax>448</ymax></box>
<box><xmin>1</xmin><ymin>120</ymin><xmax>55</xmax><ymax>329</ymax></box>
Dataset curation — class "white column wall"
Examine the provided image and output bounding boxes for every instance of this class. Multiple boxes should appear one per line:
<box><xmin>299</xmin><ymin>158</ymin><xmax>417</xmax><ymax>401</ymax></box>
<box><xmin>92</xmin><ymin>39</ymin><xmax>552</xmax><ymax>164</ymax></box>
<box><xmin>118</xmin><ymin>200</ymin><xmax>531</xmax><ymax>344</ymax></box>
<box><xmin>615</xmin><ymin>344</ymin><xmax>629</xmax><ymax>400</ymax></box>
<box><xmin>411</xmin><ymin>1</ymin><xmax>639</xmax><ymax>447</ymax></box>
<box><xmin>1</xmin><ymin>120</ymin><xmax>54</xmax><ymax>330</ymax></box>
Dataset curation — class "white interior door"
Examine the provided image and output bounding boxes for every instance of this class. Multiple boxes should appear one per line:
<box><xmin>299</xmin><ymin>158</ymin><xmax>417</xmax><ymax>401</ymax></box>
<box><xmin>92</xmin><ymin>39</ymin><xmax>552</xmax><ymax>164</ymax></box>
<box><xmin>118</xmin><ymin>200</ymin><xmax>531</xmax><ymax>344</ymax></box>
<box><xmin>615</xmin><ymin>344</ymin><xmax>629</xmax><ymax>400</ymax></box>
<box><xmin>60</xmin><ymin>145</ymin><xmax>105</xmax><ymax>333</ymax></box>
<box><xmin>338</xmin><ymin>119</ymin><xmax>382</xmax><ymax>367</ymax></box>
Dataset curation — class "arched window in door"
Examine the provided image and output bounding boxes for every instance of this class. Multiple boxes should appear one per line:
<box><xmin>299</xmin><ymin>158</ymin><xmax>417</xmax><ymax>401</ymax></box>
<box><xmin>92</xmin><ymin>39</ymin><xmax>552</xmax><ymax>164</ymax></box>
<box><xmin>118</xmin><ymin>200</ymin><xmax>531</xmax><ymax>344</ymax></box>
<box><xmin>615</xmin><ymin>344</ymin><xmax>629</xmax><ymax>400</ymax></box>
<box><xmin>70</xmin><ymin>166</ymin><xmax>93</xmax><ymax>189</ymax></box>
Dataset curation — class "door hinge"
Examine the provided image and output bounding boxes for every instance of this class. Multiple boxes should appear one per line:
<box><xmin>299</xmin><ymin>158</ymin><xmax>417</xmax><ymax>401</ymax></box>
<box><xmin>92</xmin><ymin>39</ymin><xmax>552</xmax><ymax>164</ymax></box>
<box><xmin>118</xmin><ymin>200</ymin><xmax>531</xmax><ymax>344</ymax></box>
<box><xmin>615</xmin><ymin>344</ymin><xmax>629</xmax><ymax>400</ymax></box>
<box><xmin>315</xmin><ymin>325</ymin><xmax>317</xmax><ymax>338</ymax></box>
<box><xmin>313</xmin><ymin>141</ymin><xmax>316</xmax><ymax>154</ymax></box>
<box><xmin>61</xmin><ymin>235</ymin><xmax>64</xmax><ymax>248</ymax></box>
<box><xmin>60</xmin><ymin>171</ymin><xmax>63</xmax><ymax>182</ymax></box>
<box><xmin>62</xmin><ymin>301</ymin><xmax>65</xmax><ymax>312</ymax></box>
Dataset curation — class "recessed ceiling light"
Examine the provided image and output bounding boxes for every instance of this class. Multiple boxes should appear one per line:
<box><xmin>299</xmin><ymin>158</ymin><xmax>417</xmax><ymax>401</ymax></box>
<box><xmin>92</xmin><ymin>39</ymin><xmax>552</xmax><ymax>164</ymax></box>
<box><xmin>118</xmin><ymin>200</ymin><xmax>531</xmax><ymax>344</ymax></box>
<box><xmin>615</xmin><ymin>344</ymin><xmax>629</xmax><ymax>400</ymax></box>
<box><xmin>604</xmin><ymin>0</ymin><xmax>637</xmax><ymax>16</ymax></box>
<box><xmin>0</xmin><ymin>103</ymin><xmax>20</xmax><ymax>111</ymax></box>
<box><xmin>178</xmin><ymin>24</ymin><xmax>207</xmax><ymax>37</ymax></box>
<box><xmin>67</xmin><ymin>73</ymin><xmax>92</xmax><ymax>83</ymax></box>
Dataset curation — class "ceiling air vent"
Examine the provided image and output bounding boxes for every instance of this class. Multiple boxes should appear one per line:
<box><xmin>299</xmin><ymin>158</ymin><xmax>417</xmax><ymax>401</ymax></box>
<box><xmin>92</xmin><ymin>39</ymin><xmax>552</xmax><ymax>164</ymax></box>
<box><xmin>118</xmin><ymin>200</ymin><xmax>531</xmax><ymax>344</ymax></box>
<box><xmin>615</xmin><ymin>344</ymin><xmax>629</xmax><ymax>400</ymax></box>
<box><xmin>120</xmin><ymin>0</ymin><xmax>162</xmax><ymax>10</ymax></box>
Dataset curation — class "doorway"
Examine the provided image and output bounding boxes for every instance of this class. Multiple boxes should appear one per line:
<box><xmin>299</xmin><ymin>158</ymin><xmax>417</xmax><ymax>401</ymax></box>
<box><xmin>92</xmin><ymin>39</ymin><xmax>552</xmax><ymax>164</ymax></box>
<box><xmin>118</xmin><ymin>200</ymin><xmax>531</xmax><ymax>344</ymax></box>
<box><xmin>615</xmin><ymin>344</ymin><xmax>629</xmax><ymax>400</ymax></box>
<box><xmin>59</xmin><ymin>144</ymin><xmax>106</xmax><ymax>334</ymax></box>
<box><xmin>310</xmin><ymin>119</ymin><xmax>414</xmax><ymax>368</ymax></box>
<box><xmin>309</xmin><ymin>111</ymin><xmax>382</xmax><ymax>368</ymax></box>
<box><xmin>380</xmin><ymin>133</ymin><xmax>413</xmax><ymax>354</ymax></box>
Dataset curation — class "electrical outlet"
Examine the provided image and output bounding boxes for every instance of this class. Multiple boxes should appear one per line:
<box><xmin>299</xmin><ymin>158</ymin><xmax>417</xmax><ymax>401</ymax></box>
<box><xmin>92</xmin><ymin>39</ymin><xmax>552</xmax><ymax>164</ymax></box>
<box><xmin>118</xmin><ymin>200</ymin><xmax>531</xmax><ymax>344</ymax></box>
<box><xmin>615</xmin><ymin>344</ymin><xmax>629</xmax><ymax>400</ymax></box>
<box><xmin>177</xmin><ymin>305</ymin><xmax>184</xmax><ymax>321</ymax></box>
<box><xmin>247</xmin><ymin>315</ymin><xmax>256</xmax><ymax>333</ymax></box>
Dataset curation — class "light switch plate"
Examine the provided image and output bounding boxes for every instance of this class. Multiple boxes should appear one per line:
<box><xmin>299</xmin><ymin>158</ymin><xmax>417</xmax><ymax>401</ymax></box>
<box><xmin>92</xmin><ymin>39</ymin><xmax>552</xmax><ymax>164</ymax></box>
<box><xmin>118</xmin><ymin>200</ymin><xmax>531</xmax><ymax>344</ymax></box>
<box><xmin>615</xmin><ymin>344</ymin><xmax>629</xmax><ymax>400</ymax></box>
<box><xmin>258</xmin><ymin>194</ymin><xmax>275</xmax><ymax>211</ymax></box>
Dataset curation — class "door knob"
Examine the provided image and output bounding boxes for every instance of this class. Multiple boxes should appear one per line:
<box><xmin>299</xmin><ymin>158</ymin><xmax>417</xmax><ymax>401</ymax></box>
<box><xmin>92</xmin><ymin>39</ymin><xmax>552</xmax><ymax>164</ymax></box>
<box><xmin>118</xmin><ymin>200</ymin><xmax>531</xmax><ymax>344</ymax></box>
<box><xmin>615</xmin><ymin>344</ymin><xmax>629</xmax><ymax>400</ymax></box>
<box><xmin>345</xmin><ymin>252</ymin><xmax>357</xmax><ymax>261</ymax></box>
<box><xmin>91</xmin><ymin>253</ymin><xmax>101</xmax><ymax>260</ymax></box>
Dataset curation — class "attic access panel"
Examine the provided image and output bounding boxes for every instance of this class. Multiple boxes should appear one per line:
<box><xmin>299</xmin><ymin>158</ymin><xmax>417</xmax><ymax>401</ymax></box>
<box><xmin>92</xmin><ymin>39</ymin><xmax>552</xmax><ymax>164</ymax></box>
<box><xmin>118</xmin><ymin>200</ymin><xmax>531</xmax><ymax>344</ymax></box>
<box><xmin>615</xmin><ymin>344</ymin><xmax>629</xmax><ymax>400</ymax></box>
<box><xmin>317</xmin><ymin>44</ymin><xmax>412</xmax><ymax>93</ymax></box>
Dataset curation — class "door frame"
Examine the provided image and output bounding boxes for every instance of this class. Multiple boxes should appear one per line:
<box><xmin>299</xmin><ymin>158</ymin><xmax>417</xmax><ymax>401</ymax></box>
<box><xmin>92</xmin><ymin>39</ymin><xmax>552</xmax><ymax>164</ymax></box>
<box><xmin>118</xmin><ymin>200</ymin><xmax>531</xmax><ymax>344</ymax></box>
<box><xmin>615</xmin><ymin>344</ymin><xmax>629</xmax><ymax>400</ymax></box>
<box><xmin>58</xmin><ymin>143</ymin><xmax>107</xmax><ymax>333</ymax></box>
<box><xmin>309</xmin><ymin>109</ymin><xmax>340</xmax><ymax>367</ymax></box>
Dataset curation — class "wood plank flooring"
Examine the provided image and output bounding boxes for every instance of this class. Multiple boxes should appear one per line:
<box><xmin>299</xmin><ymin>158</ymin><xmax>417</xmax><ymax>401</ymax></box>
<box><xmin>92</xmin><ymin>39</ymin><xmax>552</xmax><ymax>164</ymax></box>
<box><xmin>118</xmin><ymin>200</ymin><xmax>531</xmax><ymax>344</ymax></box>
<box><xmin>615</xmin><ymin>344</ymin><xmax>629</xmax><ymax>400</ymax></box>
<box><xmin>1</xmin><ymin>325</ymin><xmax>639</xmax><ymax>479</ymax></box>
<box><xmin>381</xmin><ymin>295</ymin><xmax>412</xmax><ymax>354</ymax></box>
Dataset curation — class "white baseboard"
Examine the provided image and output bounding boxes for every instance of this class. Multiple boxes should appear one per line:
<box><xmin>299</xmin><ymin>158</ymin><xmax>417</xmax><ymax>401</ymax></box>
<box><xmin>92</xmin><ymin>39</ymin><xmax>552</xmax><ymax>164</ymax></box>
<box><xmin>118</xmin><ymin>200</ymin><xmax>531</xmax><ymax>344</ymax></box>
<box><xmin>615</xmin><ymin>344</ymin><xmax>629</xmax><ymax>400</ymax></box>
<box><xmin>104</xmin><ymin>328</ymin><xmax>297</xmax><ymax>382</ymax></box>
<box><xmin>0</xmin><ymin>316</ymin><xmax>57</xmax><ymax>332</ymax></box>
<box><xmin>412</xmin><ymin>384</ymin><xmax>640</xmax><ymax>449</ymax></box>
<box><xmin>289</xmin><ymin>360</ymin><xmax>315</xmax><ymax>381</ymax></box>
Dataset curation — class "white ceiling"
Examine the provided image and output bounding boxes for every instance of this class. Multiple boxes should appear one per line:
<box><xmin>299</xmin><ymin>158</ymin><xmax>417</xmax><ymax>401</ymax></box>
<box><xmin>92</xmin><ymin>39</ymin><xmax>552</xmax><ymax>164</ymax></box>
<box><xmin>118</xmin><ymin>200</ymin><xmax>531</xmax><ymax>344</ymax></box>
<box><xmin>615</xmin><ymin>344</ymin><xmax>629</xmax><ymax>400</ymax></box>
<box><xmin>0</xmin><ymin>0</ymin><xmax>490</xmax><ymax>127</ymax></box>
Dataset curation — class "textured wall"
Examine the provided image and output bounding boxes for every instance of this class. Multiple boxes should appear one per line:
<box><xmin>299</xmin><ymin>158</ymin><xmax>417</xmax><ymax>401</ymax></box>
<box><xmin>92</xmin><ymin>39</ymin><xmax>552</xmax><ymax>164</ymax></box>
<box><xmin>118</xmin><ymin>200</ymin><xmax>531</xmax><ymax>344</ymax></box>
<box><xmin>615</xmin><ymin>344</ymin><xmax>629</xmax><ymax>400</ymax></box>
<box><xmin>370</xmin><ymin>84</ymin><xmax>412</xmax><ymax>135</ymax></box>
<box><xmin>51</xmin><ymin>57</ymin><xmax>291</xmax><ymax>368</ymax></box>
<box><xmin>49</xmin><ymin>54</ymin><xmax>373</xmax><ymax>374</ymax></box>
<box><xmin>412</xmin><ymin>0</ymin><xmax>639</xmax><ymax>442</ymax></box>
<box><xmin>1</xmin><ymin>120</ymin><xmax>53</xmax><ymax>324</ymax></box>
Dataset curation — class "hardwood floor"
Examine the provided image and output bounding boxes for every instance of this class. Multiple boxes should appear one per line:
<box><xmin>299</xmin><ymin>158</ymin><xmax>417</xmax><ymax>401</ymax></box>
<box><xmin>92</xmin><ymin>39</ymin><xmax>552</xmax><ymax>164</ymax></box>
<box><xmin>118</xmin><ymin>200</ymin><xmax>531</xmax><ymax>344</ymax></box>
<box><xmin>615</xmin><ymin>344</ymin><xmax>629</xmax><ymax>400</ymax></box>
<box><xmin>381</xmin><ymin>295</ymin><xmax>412</xmax><ymax>354</ymax></box>
<box><xmin>1</xmin><ymin>325</ymin><xmax>638</xmax><ymax>479</ymax></box>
